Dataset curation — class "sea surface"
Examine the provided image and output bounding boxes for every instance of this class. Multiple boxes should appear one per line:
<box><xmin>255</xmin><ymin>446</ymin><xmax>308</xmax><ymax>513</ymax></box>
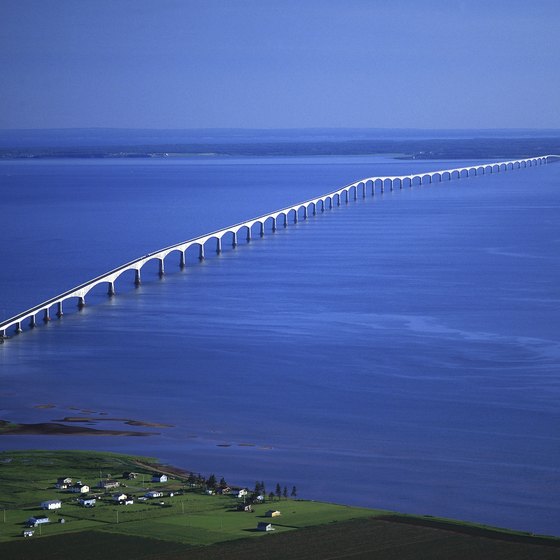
<box><xmin>1</xmin><ymin>149</ymin><xmax>559</xmax><ymax>536</ymax></box>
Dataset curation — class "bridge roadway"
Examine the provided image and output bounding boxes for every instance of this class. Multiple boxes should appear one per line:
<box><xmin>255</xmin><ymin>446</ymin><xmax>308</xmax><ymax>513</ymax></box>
<box><xmin>1</xmin><ymin>155</ymin><xmax>557</xmax><ymax>340</ymax></box>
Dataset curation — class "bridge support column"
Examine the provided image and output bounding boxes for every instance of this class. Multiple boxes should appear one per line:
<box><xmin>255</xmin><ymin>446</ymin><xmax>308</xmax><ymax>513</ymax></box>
<box><xmin>159</xmin><ymin>259</ymin><xmax>165</xmax><ymax>276</ymax></box>
<box><xmin>353</xmin><ymin>189</ymin><xmax>357</xmax><ymax>201</ymax></box>
<box><xmin>294</xmin><ymin>212</ymin><xmax>298</xmax><ymax>223</ymax></box>
<box><xmin>216</xmin><ymin>237</ymin><xmax>222</xmax><ymax>253</ymax></box>
<box><xmin>179</xmin><ymin>252</ymin><xmax>186</xmax><ymax>269</ymax></box>
<box><xmin>232</xmin><ymin>232</ymin><xmax>238</xmax><ymax>247</ymax></box>
<box><xmin>108</xmin><ymin>282</ymin><xmax>115</xmax><ymax>296</ymax></box>
<box><xmin>260</xmin><ymin>222</ymin><xmax>265</xmax><ymax>236</ymax></box>
<box><xmin>303</xmin><ymin>207</ymin><xmax>308</xmax><ymax>219</ymax></box>
<box><xmin>199</xmin><ymin>244</ymin><xmax>205</xmax><ymax>260</ymax></box>
<box><xmin>390</xmin><ymin>180</ymin><xmax>394</xmax><ymax>192</ymax></box>
<box><xmin>56</xmin><ymin>302</ymin><xmax>63</xmax><ymax>318</ymax></box>
<box><xmin>363</xmin><ymin>184</ymin><xmax>366</xmax><ymax>198</ymax></box>
<box><xmin>284</xmin><ymin>214</ymin><xmax>288</xmax><ymax>227</ymax></box>
<box><xmin>312</xmin><ymin>204</ymin><xmax>316</xmax><ymax>216</ymax></box>
<box><xmin>78</xmin><ymin>297</ymin><xmax>85</xmax><ymax>309</ymax></box>
<box><xmin>135</xmin><ymin>269</ymin><xmax>141</xmax><ymax>286</ymax></box>
<box><xmin>247</xmin><ymin>227</ymin><xmax>252</xmax><ymax>241</ymax></box>
<box><xmin>43</xmin><ymin>308</ymin><xmax>51</xmax><ymax>322</ymax></box>
<box><xmin>272</xmin><ymin>218</ymin><xmax>277</xmax><ymax>232</ymax></box>
<box><xmin>29</xmin><ymin>315</ymin><xmax>37</xmax><ymax>329</ymax></box>
<box><xmin>15</xmin><ymin>322</ymin><xmax>23</xmax><ymax>334</ymax></box>
<box><xmin>381</xmin><ymin>183</ymin><xmax>384</xmax><ymax>194</ymax></box>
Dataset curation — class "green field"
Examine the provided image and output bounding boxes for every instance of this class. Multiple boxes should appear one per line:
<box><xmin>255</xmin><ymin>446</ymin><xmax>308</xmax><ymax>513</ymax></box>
<box><xmin>1</xmin><ymin>450</ymin><xmax>558</xmax><ymax>559</ymax></box>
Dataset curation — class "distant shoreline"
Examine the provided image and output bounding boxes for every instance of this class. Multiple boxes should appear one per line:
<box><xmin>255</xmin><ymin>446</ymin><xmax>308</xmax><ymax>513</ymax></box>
<box><xmin>1</xmin><ymin>135</ymin><xmax>559</xmax><ymax>160</ymax></box>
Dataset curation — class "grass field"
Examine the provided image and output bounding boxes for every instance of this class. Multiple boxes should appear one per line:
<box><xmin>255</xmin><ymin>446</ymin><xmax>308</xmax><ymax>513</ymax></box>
<box><xmin>1</xmin><ymin>449</ymin><xmax>559</xmax><ymax>559</ymax></box>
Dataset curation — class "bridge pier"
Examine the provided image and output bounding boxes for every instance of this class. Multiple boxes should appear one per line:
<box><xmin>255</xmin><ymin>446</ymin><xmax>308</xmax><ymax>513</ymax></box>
<box><xmin>43</xmin><ymin>308</ymin><xmax>51</xmax><ymax>322</ymax></box>
<box><xmin>179</xmin><ymin>251</ymin><xmax>186</xmax><ymax>269</ymax></box>
<box><xmin>272</xmin><ymin>218</ymin><xmax>277</xmax><ymax>232</ymax></box>
<box><xmin>216</xmin><ymin>237</ymin><xmax>222</xmax><ymax>253</ymax></box>
<box><xmin>303</xmin><ymin>207</ymin><xmax>308</xmax><ymax>219</ymax></box>
<box><xmin>15</xmin><ymin>321</ymin><xmax>23</xmax><ymax>333</ymax></box>
<box><xmin>108</xmin><ymin>282</ymin><xmax>115</xmax><ymax>297</ymax></box>
<box><xmin>284</xmin><ymin>214</ymin><xmax>288</xmax><ymax>227</ymax></box>
<box><xmin>56</xmin><ymin>302</ymin><xmax>63</xmax><ymax>318</ymax></box>
<box><xmin>135</xmin><ymin>269</ymin><xmax>141</xmax><ymax>286</ymax></box>
<box><xmin>247</xmin><ymin>227</ymin><xmax>252</xmax><ymax>241</ymax></box>
<box><xmin>29</xmin><ymin>315</ymin><xmax>37</xmax><ymax>328</ymax></box>
<box><xmin>260</xmin><ymin>222</ymin><xmax>265</xmax><ymax>236</ymax></box>
<box><xmin>158</xmin><ymin>259</ymin><xmax>165</xmax><ymax>277</ymax></box>
<box><xmin>199</xmin><ymin>244</ymin><xmax>205</xmax><ymax>260</ymax></box>
<box><xmin>232</xmin><ymin>231</ymin><xmax>238</xmax><ymax>247</ymax></box>
<box><xmin>294</xmin><ymin>211</ymin><xmax>298</xmax><ymax>223</ymax></box>
<box><xmin>78</xmin><ymin>296</ymin><xmax>85</xmax><ymax>309</ymax></box>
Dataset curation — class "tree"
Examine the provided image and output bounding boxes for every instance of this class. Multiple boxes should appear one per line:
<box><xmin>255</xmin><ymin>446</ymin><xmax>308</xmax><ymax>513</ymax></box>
<box><xmin>291</xmin><ymin>486</ymin><xmax>297</xmax><ymax>498</ymax></box>
<box><xmin>268</xmin><ymin>491</ymin><xmax>275</xmax><ymax>502</ymax></box>
<box><xmin>254</xmin><ymin>481</ymin><xmax>261</xmax><ymax>494</ymax></box>
<box><xmin>283</xmin><ymin>486</ymin><xmax>288</xmax><ymax>499</ymax></box>
<box><xmin>219</xmin><ymin>477</ymin><xmax>227</xmax><ymax>488</ymax></box>
<box><xmin>207</xmin><ymin>474</ymin><xmax>217</xmax><ymax>488</ymax></box>
<box><xmin>275</xmin><ymin>483</ymin><xmax>282</xmax><ymax>499</ymax></box>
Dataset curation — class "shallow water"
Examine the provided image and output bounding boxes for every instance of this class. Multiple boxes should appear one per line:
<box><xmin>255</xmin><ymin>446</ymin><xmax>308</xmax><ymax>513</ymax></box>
<box><xmin>1</xmin><ymin>155</ymin><xmax>559</xmax><ymax>535</ymax></box>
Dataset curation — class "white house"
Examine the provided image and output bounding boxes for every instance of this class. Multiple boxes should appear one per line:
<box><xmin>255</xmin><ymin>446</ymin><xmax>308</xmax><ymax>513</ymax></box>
<box><xmin>151</xmin><ymin>474</ymin><xmax>168</xmax><ymax>483</ymax></box>
<box><xmin>265</xmin><ymin>510</ymin><xmax>281</xmax><ymax>517</ymax></box>
<box><xmin>55</xmin><ymin>477</ymin><xmax>72</xmax><ymax>489</ymax></box>
<box><xmin>237</xmin><ymin>488</ymin><xmax>248</xmax><ymax>498</ymax></box>
<box><xmin>145</xmin><ymin>491</ymin><xmax>164</xmax><ymax>499</ymax></box>
<box><xmin>112</xmin><ymin>493</ymin><xmax>128</xmax><ymax>502</ymax></box>
<box><xmin>257</xmin><ymin>522</ymin><xmax>274</xmax><ymax>532</ymax></box>
<box><xmin>78</xmin><ymin>498</ymin><xmax>96</xmax><ymax>508</ymax></box>
<box><xmin>41</xmin><ymin>500</ymin><xmax>62</xmax><ymax>510</ymax></box>
<box><xmin>68</xmin><ymin>484</ymin><xmax>89</xmax><ymax>494</ymax></box>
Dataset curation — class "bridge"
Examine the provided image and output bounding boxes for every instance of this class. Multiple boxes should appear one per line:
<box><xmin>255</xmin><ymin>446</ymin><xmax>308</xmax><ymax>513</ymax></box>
<box><xmin>1</xmin><ymin>155</ymin><xmax>558</xmax><ymax>341</ymax></box>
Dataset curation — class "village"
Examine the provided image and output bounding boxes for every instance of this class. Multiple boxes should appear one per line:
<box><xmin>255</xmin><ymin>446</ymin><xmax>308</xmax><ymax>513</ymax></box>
<box><xmin>21</xmin><ymin>468</ymin><xmax>292</xmax><ymax>539</ymax></box>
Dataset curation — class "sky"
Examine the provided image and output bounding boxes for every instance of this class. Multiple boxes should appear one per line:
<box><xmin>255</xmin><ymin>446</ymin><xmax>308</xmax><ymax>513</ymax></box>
<box><xmin>1</xmin><ymin>0</ymin><xmax>559</xmax><ymax>129</ymax></box>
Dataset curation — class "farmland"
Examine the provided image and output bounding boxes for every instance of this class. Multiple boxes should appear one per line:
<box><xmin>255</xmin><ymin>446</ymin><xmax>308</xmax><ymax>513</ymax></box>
<box><xmin>1</xmin><ymin>450</ymin><xmax>558</xmax><ymax>559</ymax></box>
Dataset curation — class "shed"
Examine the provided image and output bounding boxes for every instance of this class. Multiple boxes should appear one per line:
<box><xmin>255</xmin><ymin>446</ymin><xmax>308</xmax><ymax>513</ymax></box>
<box><xmin>257</xmin><ymin>522</ymin><xmax>274</xmax><ymax>532</ymax></box>
<box><xmin>78</xmin><ymin>498</ymin><xmax>96</xmax><ymax>508</ymax></box>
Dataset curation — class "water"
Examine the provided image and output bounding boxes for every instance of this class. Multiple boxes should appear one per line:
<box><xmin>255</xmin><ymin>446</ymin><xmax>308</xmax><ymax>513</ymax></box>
<box><xmin>1</xmin><ymin>154</ymin><xmax>559</xmax><ymax>536</ymax></box>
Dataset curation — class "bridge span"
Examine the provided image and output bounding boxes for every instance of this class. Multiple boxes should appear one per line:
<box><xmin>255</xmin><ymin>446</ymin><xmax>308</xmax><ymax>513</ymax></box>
<box><xmin>1</xmin><ymin>154</ymin><xmax>558</xmax><ymax>341</ymax></box>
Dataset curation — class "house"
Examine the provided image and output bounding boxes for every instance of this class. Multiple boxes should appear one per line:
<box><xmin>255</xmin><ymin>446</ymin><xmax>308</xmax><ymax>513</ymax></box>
<box><xmin>78</xmin><ymin>498</ymin><xmax>96</xmax><ymax>508</ymax></box>
<box><xmin>22</xmin><ymin>529</ymin><xmax>34</xmax><ymax>537</ymax></box>
<box><xmin>237</xmin><ymin>488</ymin><xmax>248</xmax><ymax>498</ymax></box>
<box><xmin>98</xmin><ymin>480</ymin><xmax>120</xmax><ymax>490</ymax></box>
<box><xmin>41</xmin><ymin>500</ymin><xmax>62</xmax><ymax>510</ymax></box>
<box><xmin>123</xmin><ymin>472</ymin><xmax>138</xmax><ymax>480</ymax></box>
<box><xmin>55</xmin><ymin>477</ymin><xmax>72</xmax><ymax>489</ymax></box>
<box><xmin>123</xmin><ymin>499</ymin><xmax>134</xmax><ymax>505</ymax></box>
<box><xmin>151</xmin><ymin>473</ymin><xmax>168</xmax><ymax>483</ymax></box>
<box><xmin>256</xmin><ymin>522</ymin><xmax>274</xmax><ymax>532</ymax></box>
<box><xmin>112</xmin><ymin>493</ymin><xmax>128</xmax><ymax>502</ymax></box>
<box><xmin>265</xmin><ymin>510</ymin><xmax>281</xmax><ymax>517</ymax></box>
<box><xmin>236</xmin><ymin>504</ymin><xmax>253</xmax><ymax>512</ymax></box>
<box><xmin>27</xmin><ymin>516</ymin><xmax>50</xmax><ymax>527</ymax></box>
<box><xmin>68</xmin><ymin>484</ymin><xmax>89</xmax><ymax>494</ymax></box>
<box><xmin>255</xmin><ymin>494</ymin><xmax>264</xmax><ymax>503</ymax></box>
<box><xmin>145</xmin><ymin>491</ymin><xmax>164</xmax><ymax>499</ymax></box>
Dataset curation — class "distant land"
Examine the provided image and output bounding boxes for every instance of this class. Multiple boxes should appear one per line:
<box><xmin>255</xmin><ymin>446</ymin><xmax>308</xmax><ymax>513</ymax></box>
<box><xmin>0</xmin><ymin>128</ymin><xmax>559</xmax><ymax>160</ymax></box>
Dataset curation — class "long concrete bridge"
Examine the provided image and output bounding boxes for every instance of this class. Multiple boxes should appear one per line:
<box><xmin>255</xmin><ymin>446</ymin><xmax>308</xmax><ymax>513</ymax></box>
<box><xmin>1</xmin><ymin>155</ymin><xmax>558</xmax><ymax>341</ymax></box>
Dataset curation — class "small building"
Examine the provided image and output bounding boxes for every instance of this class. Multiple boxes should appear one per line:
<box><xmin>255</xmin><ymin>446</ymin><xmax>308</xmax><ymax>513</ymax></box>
<box><xmin>237</xmin><ymin>504</ymin><xmax>253</xmax><ymax>512</ymax></box>
<box><xmin>123</xmin><ymin>471</ymin><xmax>138</xmax><ymax>480</ymax></box>
<box><xmin>265</xmin><ymin>510</ymin><xmax>281</xmax><ymax>517</ymax></box>
<box><xmin>123</xmin><ymin>499</ymin><xmax>134</xmax><ymax>505</ymax></box>
<box><xmin>27</xmin><ymin>516</ymin><xmax>50</xmax><ymax>527</ymax></box>
<box><xmin>145</xmin><ymin>491</ymin><xmax>164</xmax><ymax>499</ymax></box>
<box><xmin>41</xmin><ymin>500</ymin><xmax>62</xmax><ymax>510</ymax></box>
<box><xmin>22</xmin><ymin>529</ymin><xmax>35</xmax><ymax>537</ymax></box>
<box><xmin>257</xmin><ymin>522</ymin><xmax>274</xmax><ymax>532</ymax></box>
<box><xmin>151</xmin><ymin>474</ymin><xmax>168</xmax><ymax>483</ymax></box>
<box><xmin>68</xmin><ymin>484</ymin><xmax>89</xmax><ymax>494</ymax></box>
<box><xmin>78</xmin><ymin>498</ymin><xmax>96</xmax><ymax>508</ymax></box>
<box><xmin>237</xmin><ymin>488</ymin><xmax>248</xmax><ymax>498</ymax></box>
<box><xmin>55</xmin><ymin>477</ymin><xmax>72</xmax><ymax>489</ymax></box>
<box><xmin>112</xmin><ymin>493</ymin><xmax>128</xmax><ymax>502</ymax></box>
<box><xmin>98</xmin><ymin>480</ymin><xmax>120</xmax><ymax>490</ymax></box>
<box><xmin>255</xmin><ymin>494</ymin><xmax>264</xmax><ymax>503</ymax></box>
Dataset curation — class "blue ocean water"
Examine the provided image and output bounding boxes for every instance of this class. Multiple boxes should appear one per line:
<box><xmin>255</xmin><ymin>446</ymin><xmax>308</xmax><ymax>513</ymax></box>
<box><xmin>1</xmin><ymin>154</ymin><xmax>559</xmax><ymax>536</ymax></box>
